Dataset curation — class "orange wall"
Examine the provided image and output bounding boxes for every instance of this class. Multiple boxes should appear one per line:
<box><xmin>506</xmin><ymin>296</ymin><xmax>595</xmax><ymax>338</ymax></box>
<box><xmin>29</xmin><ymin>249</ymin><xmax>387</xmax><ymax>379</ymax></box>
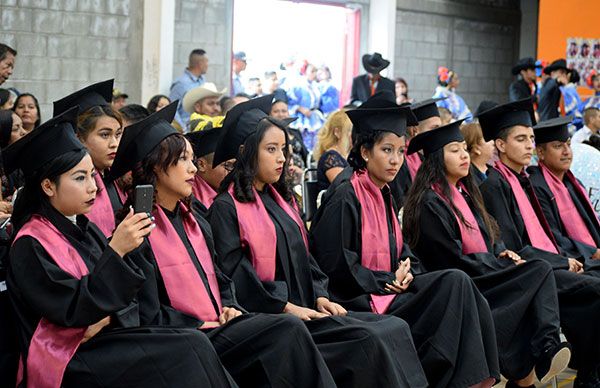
<box><xmin>538</xmin><ymin>0</ymin><xmax>600</xmax><ymax>97</ymax></box>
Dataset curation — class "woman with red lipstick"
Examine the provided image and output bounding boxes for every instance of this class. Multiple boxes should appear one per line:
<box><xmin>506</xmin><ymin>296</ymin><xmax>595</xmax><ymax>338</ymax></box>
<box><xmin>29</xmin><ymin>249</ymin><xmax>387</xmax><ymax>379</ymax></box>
<box><xmin>53</xmin><ymin>79</ymin><xmax>127</xmax><ymax>237</ymax></box>
<box><xmin>6</xmin><ymin>107</ymin><xmax>236</xmax><ymax>388</ymax></box>
<box><xmin>310</xmin><ymin>93</ymin><xmax>500</xmax><ymax>388</ymax></box>
<box><xmin>110</xmin><ymin>100</ymin><xmax>338</xmax><ymax>388</ymax></box>
<box><xmin>208</xmin><ymin>95</ymin><xmax>430</xmax><ymax>388</ymax></box>
<box><xmin>402</xmin><ymin>121</ymin><xmax>570</xmax><ymax>388</ymax></box>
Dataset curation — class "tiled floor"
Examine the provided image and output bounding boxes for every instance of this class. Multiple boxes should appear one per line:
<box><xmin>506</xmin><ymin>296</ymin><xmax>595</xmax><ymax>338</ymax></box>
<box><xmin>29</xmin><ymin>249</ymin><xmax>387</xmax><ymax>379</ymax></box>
<box><xmin>495</xmin><ymin>369</ymin><xmax>576</xmax><ymax>387</ymax></box>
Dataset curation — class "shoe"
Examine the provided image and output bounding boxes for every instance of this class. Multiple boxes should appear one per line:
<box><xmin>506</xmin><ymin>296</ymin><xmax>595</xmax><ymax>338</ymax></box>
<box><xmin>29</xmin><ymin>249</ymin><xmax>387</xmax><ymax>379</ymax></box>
<box><xmin>504</xmin><ymin>380</ymin><xmax>534</xmax><ymax>388</ymax></box>
<box><xmin>535</xmin><ymin>342</ymin><xmax>571</xmax><ymax>384</ymax></box>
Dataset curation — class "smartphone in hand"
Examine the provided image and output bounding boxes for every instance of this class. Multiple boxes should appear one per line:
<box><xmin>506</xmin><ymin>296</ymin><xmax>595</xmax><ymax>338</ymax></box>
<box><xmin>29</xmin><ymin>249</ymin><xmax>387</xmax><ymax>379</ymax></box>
<box><xmin>133</xmin><ymin>185</ymin><xmax>154</xmax><ymax>214</ymax></box>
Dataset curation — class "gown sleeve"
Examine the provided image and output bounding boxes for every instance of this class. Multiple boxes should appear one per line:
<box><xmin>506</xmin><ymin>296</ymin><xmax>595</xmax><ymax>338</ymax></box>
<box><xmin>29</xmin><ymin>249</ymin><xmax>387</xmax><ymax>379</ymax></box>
<box><xmin>208</xmin><ymin>197</ymin><xmax>289</xmax><ymax>314</ymax></box>
<box><xmin>9</xmin><ymin>236</ymin><xmax>145</xmax><ymax>327</ymax></box>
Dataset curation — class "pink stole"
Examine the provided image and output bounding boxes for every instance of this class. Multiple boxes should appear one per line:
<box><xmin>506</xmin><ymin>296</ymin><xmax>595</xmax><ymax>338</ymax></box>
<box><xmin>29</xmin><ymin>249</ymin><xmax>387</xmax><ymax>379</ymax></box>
<box><xmin>228</xmin><ymin>184</ymin><xmax>308</xmax><ymax>282</ymax></box>
<box><xmin>191</xmin><ymin>176</ymin><xmax>217</xmax><ymax>208</ymax></box>
<box><xmin>494</xmin><ymin>161</ymin><xmax>559</xmax><ymax>253</ymax></box>
<box><xmin>87</xmin><ymin>174</ymin><xmax>115</xmax><ymax>237</ymax></box>
<box><xmin>539</xmin><ymin>163</ymin><xmax>598</xmax><ymax>247</ymax></box>
<box><xmin>350</xmin><ymin>170</ymin><xmax>401</xmax><ymax>314</ymax></box>
<box><xmin>148</xmin><ymin>203</ymin><xmax>222</xmax><ymax>323</ymax></box>
<box><xmin>432</xmin><ymin>183</ymin><xmax>488</xmax><ymax>254</ymax></box>
<box><xmin>405</xmin><ymin>141</ymin><xmax>423</xmax><ymax>180</ymax></box>
<box><xmin>14</xmin><ymin>215</ymin><xmax>90</xmax><ymax>388</ymax></box>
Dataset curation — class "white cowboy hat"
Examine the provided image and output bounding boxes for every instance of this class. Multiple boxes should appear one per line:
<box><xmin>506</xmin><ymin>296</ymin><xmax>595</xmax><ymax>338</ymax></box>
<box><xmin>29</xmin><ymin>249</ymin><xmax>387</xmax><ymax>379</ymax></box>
<box><xmin>183</xmin><ymin>82</ymin><xmax>227</xmax><ymax>113</ymax></box>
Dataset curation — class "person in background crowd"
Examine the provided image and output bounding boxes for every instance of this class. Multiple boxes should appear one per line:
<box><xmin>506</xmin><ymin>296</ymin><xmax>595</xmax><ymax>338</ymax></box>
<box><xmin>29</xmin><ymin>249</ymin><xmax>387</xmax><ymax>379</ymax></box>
<box><xmin>314</xmin><ymin>110</ymin><xmax>352</xmax><ymax>192</ymax></box>
<box><xmin>12</xmin><ymin>93</ymin><xmax>40</xmax><ymax>132</ymax></box>
<box><xmin>509</xmin><ymin>57</ymin><xmax>540</xmax><ymax>106</ymax></box>
<box><xmin>231</xmin><ymin>51</ymin><xmax>247</xmax><ymax>96</ymax></box>
<box><xmin>394</xmin><ymin>77</ymin><xmax>413</xmax><ymax>105</ymax></box>
<box><xmin>317</xmin><ymin>66</ymin><xmax>339</xmax><ymax>116</ymax></box>
<box><xmin>170</xmin><ymin>49</ymin><xmax>208</xmax><ymax>128</ymax></box>
<box><xmin>461</xmin><ymin>122</ymin><xmax>495</xmax><ymax>185</ymax></box>
<box><xmin>0</xmin><ymin>88</ymin><xmax>14</xmax><ymax>110</ymax></box>
<box><xmin>287</xmin><ymin>63</ymin><xmax>325</xmax><ymax>150</ymax></box>
<box><xmin>572</xmin><ymin>107</ymin><xmax>600</xmax><ymax>144</ymax></box>
<box><xmin>111</xmin><ymin>89</ymin><xmax>128</xmax><ymax>111</ymax></box>
<box><xmin>350</xmin><ymin>52</ymin><xmax>395</xmax><ymax>105</ymax></box>
<box><xmin>528</xmin><ymin>116</ymin><xmax>600</xmax><ymax>263</ymax></box>
<box><xmin>183</xmin><ymin>83</ymin><xmax>226</xmax><ymax>130</ymax></box>
<box><xmin>560</xmin><ymin>69</ymin><xmax>583</xmax><ymax>129</ymax></box>
<box><xmin>246</xmin><ymin>77</ymin><xmax>263</xmax><ymax>98</ymax></box>
<box><xmin>581</xmin><ymin>72</ymin><xmax>600</xmax><ymax>111</ymax></box>
<box><xmin>433</xmin><ymin>67</ymin><xmax>472</xmax><ymax>122</ymax></box>
<box><xmin>0</xmin><ymin>44</ymin><xmax>16</xmax><ymax>86</ymax></box>
<box><xmin>147</xmin><ymin>94</ymin><xmax>171</xmax><ymax>113</ymax></box>
<box><xmin>263</xmin><ymin>70</ymin><xmax>280</xmax><ymax>95</ymax></box>
<box><xmin>270</xmin><ymin>95</ymin><xmax>307</xmax><ymax>181</ymax></box>
<box><xmin>0</xmin><ymin>109</ymin><xmax>25</xmax><ymax>204</ymax></box>
<box><xmin>538</xmin><ymin>59</ymin><xmax>569</xmax><ymax>121</ymax></box>
<box><xmin>119</xmin><ymin>104</ymin><xmax>150</xmax><ymax>127</ymax></box>
<box><xmin>439</xmin><ymin>107</ymin><xmax>453</xmax><ymax>125</ymax></box>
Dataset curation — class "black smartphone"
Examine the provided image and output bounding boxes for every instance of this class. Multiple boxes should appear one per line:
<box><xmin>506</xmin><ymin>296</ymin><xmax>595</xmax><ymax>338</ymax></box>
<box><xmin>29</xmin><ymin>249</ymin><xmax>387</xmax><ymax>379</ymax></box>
<box><xmin>134</xmin><ymin>185</ymin><xmax>154</xmax><ymax>214</ymax></box>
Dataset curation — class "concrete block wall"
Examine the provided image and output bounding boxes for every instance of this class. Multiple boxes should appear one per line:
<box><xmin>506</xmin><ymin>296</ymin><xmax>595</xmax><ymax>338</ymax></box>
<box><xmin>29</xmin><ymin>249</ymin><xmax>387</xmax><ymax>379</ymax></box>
<box><xmin>172</xmin><ymin>0</ymin><xmax>232</xmax><ymax>93</ymax></box>
<box><xmin>394</xmin><ymin>0</ymin><xmax>520</xmax><ymax>111</ymax></box>
<box><xmin>0</xmin><ymin>0</ymin><xmax>143</xmax><ymax>121</ymax></box>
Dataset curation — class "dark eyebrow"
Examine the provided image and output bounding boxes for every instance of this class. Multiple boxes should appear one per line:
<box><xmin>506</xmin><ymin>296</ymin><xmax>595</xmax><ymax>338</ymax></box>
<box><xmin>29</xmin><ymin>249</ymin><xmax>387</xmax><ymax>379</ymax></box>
<box><xmin>70</xmin><ymin>170</ymin><xmax>87</xmax><ymax>176</ymax></box>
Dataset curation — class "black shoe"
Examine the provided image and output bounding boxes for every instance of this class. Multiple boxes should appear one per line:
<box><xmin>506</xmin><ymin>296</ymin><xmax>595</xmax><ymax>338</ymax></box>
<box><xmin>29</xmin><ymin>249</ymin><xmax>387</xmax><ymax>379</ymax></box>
<box><xmin>535</xmin><ymin>342</ymin><xmax>571</xmax><ymax>384</ymax></box>
<box><xmin>575</xmin><ymin>369</ymin><xmax>600</xmax><ymax>388</ymax></box>
<box><xmin>505</xmin><ymin>381</ymin><xmax>534</xmax><ymax>388</ymax></box>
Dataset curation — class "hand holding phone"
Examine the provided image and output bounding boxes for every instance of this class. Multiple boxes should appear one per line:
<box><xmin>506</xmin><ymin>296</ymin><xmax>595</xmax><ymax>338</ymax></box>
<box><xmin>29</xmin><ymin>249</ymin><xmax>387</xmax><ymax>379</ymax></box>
<box><xmin>134</xmin><ymin>185</ymin><xmax>154</xmax><ymax>214</ymax></box>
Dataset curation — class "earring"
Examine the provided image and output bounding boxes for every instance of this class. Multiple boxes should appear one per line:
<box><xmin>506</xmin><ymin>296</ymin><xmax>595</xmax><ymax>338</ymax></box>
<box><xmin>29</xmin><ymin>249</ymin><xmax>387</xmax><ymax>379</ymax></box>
<box><xmin>365</xmin><ymin>158</ymin><xmax>369</xmax><ymax>162</ymax></box>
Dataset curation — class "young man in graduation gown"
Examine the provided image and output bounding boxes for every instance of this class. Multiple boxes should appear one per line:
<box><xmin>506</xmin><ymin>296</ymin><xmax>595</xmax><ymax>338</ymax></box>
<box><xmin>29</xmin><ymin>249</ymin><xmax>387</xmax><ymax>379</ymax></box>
<box><xmin>402</xmin><ymin>120</ymin><xmax>571</xmax><ymax>388</ymax></box>
<box><xmin>53</xmin><ymin>79</ymin><xmax>128</xmax><ymax>236</ymax></box>
<box><xmin>5</xmin><ymin>108</ymin><xmax>237</xmax><ymax>388</ymax></box>
<box><xmin>310</xmin><ymin>93</ymin><xmax>500</xmax><ymax>388</ymax></box>
<box><xmin>509</xmin><ymin>57</ymin><xmax>540</xmax><ymax>105</ymax></box>
<box><xmin>208</xmin><ymin>95</ymin><xmax>429</xmax><ymax>388</ymax></box>
<box><xmin>527</xmin><ymin>116</ymin><xmax>600</xmax><ymax>264</ymax></box>
<box><xmin>109</xmin><ymin>102</ymin><xmax>338</xmax><ymax>388</ymax></box>
<box><xmin>477</xmin><ymin>98</ymin><xmax>600</xmax><ymax>387</ymax></box>
<box><xmin>184</xmin><ymin>124</ymin><xmax>232</xmax><ymax>215</ymax></box>
<box><xmin>390</xmin><ymin>97</ymin><xmax>444</xmax><ymax>206</ymax></box>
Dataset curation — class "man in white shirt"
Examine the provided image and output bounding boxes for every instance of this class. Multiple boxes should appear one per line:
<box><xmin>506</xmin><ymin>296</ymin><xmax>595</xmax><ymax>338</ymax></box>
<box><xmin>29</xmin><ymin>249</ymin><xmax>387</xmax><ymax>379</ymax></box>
<box><xmin>572</xmin><ymin>107</ymin><xmax>600</xmax><ymax>144</ymax></box>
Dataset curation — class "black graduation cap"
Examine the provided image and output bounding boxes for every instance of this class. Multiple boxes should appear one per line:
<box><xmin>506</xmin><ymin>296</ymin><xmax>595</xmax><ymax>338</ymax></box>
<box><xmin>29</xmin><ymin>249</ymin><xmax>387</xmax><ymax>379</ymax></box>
<box><xmin>53</xmin><ymin>79</ymin><xmax>114</xmax><ymax>117</ymax></box>
<box><xmin>410</xmin><ymin>98</ymin><xmax>446</xmax><ymax>122</ymax></box>
<box><xmin>185</xmin><ymin>124</ymin><xmax>222</xmax><ymax>158</ymax></box>
<box><xmin>476</xmin><ymin>98</ymin><xmax>536</xmax><ymax>142</ymax></box>
<box><xmin>3</xmin><ymin>106</ymin><xmax>84</xmax><ymax>176</ymax></box>
<box><xmin>107</xmin><ymin>100</ymin><xmax>178</xmax><ymax>181</ymax></box>
<box><xmin>533</xmin><ymin>116</ymin><xmax>572</xmax><ymax>144</ymax></box>
<box><xmin>212</xmin><ymin>94</ymin><xmax>295</xmax><ymax>167</ymax></box>
<box><xmin>346</xmin><ymin>90</ymin><xmax>418</xmax><ymax>137</ymax></box>
<box><xmin>474</xmin><ymin>100</ymin><xmax>498</xmax><ymax>118</ymax></box>
<box><xmin>407</xmin><ymin>119</ymin><xmax>465</xmax><ymax>156</ymax></box>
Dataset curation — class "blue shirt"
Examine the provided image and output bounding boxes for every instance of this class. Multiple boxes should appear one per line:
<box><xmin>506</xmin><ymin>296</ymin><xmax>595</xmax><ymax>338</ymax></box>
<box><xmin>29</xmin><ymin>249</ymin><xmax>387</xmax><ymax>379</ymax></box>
<box><xmin>169</xmin><ymin>69</ymin><xmax>205</xmax><ymax>128</ymax></box>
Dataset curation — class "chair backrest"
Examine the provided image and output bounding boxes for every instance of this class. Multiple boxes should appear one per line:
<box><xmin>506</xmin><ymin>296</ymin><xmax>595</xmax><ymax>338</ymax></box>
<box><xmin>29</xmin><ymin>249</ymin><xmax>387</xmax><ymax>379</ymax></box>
<box><xmin>302</xmin><ymin>168</ymin><xmax>320</xmax><ymax>222</ymax></box>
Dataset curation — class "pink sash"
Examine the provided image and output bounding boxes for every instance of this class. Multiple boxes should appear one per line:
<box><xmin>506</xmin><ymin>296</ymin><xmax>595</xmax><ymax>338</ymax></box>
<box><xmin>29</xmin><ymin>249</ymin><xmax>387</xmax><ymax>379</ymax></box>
<box><xmin>87</xmin><ymin>174</ymin><xmax>115</xmax><ymax>237</ymax></box>
<box><xmin>350</xmin><ymin>170</ymin><xmax>401</xmax><ymax>314</ymax></box>
<box><xmin>494</xmin><ymin>161</ymin><xmax>559</xmax><ymax>253</ymax></box>
<box><xmin>539</xmin><ymin>163</ymin><xmax>598</xmax><ymax>247</ymax></box>
<box><xmin>14</xmin><ymin>215</ymin><xmax>89</xmax><ymax>388</ymax></box>
<box><xmin>405</xmin><ymin>141</ymin><xmax>423</xmax><ymax>180</ymax></box>
<box><xmin>191</xmin><ymin>176</ymin><xmax>217</xmax><ymax>208</ymax></box>
<box><xmin>228</xmin><ymin>184</ymin><xmax>308</xmax><ymax>282</ymax></box>
<box><xmin>148</xmin><ymin>203</ymin><xmax>222</xmax><ymax>323</ymax></box>
<box><xmin>432</xmin><ymin>183</ymin><xmax>488</xmax><ymax>254</ymax></box>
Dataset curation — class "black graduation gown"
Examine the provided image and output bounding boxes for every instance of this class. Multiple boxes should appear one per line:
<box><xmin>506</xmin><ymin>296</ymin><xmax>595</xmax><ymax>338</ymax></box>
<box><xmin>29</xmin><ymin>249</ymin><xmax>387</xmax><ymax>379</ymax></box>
<box><xmin>389</xmin><ymin>161</ymin><xmax>412</xmax><ymax>208</ymax></box>
<box><xmin>8</xmin><ymin>205</ymin><xmax>237</xmax><ymax>388</ymax></box>
<box><xmin>480</xmin><ymin>167</ymin><xmax>600</xmax><ymax>372</ymax></box>
<box><xmin>528</xmin><ymin>165</ymin><xmax>600</xmax><ymax>265</ymax></box>
<box><xmin>414</xmin><ymin>189</ymin><xmax>562</xmax><ymax>380</ymax></box>
<box><xmin>509</xmin><ymin>78</ymin><xmax>537</xmax><ymax>104</ymax></box>
<box><xmin>132</xmin><ymin>204</ymin><xmax>337</xmax><ymax>388</ymax></box>
<box><xmin>208</xmin><ymin>188</ymin><xmax>428</xmax><ymax>388</ymax></box>
<box><xmin>104</xmin><ymin>176</ymin><xmax>124</xmax><ymax>214</ymax></box>
<box><xmin>309</xmin><ymin>182</ymin><xmax>500</xmax><ymax>387</ymax></box>
<box><xmin>0</xmin><ymin>226</ymin><xmax>17</xmax><ymax>387</ymax></box>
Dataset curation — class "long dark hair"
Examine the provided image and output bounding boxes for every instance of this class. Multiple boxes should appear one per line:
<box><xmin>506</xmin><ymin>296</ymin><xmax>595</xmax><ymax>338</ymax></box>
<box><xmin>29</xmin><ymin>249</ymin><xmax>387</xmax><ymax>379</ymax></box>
<box><xmin>12</xmin><ymin>93</ymin><xmax>41</xmax><ymax>128</ymax></box>
<box><xmin>402</xmin><ymin>148</ymin><xmax>498</xmax><ymax>248</ymax></box>
<box><xmin>347</xmin><ymin>131</ymin><xmax>389</xmax><ymax>171</ymax></box>
<box><xmin>218</xmin><ymin>118</ymin><xmax>291</xmax><ymax>202</ymax></box>
<box><xmin>146</xmin><ymin>94</ymin><xmax>170</xmax><ymax>113</ymax></box>
<box><xmin>11</xmin><ymin>149</ymin><xmax>88</xmax><ymax>234</ymax></box>
<box><xmin>116</xmin><ymin>134</ymin><xmax>190</xmax><ymax>222</ymax></box>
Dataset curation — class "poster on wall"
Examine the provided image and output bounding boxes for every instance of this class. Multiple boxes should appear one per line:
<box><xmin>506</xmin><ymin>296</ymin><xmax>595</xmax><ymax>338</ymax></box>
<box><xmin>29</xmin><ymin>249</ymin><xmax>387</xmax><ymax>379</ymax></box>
<box><xmin>566</xmin><ymin>37</ymin><xmax>600</xmax><ymax>86</ymax></box>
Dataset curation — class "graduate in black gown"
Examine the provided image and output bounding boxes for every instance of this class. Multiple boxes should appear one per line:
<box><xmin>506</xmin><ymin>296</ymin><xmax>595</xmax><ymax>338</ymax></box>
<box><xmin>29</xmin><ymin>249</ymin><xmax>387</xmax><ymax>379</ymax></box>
<box><xmin>402</xmin><ymin>120</ymin><xmax>570</xmax><ymax>387</ymax></box>
<box><xmin>208</xmin><ymin>95</ymin><xmax>428</xmax><ymax>388</ymax></box>
<box><xmin>527</xmin><ymin>116</ymin><xmax>600</xmax><ymax>264</ymax></box>
<box><xmin>108</xmin><ymin>102</ymin><xmax>336</xmax><ymax>388</ymax></box>
<box><xmin>5</xmin><ymin>108</ymin><xmax>237</xmax><ymax>388</ymax></box>
<box><xmin>53</xmin><ymin>79</ymin><xmax>127</xmax><ymax>237</ymax></box>
<box><xmin>477</xmin><ymin>99</ymin><xmax>600</xmax><ymax>387</ymax></box>
<box><xmin>310</xmin><ymin>93</ymin><xmax>499</xmax><ymax>388</ymax></box>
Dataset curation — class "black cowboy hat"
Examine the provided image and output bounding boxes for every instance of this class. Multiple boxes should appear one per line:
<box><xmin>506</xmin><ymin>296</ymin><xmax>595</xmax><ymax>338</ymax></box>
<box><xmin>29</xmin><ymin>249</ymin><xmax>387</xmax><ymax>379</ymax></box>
<box><xmin>543</xmin><ymin>59</ymin><xmax>568</xmax><ymax>75</ymax></box>
<box><xmin>362</xmin><ymin>52</ymin><xmax>390</xmax><ymax>74</ymax></box>
<box><xmin>511</xmin><ymin>57</ymin><xmax>541</xmax><ymax>75</ymax></box>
